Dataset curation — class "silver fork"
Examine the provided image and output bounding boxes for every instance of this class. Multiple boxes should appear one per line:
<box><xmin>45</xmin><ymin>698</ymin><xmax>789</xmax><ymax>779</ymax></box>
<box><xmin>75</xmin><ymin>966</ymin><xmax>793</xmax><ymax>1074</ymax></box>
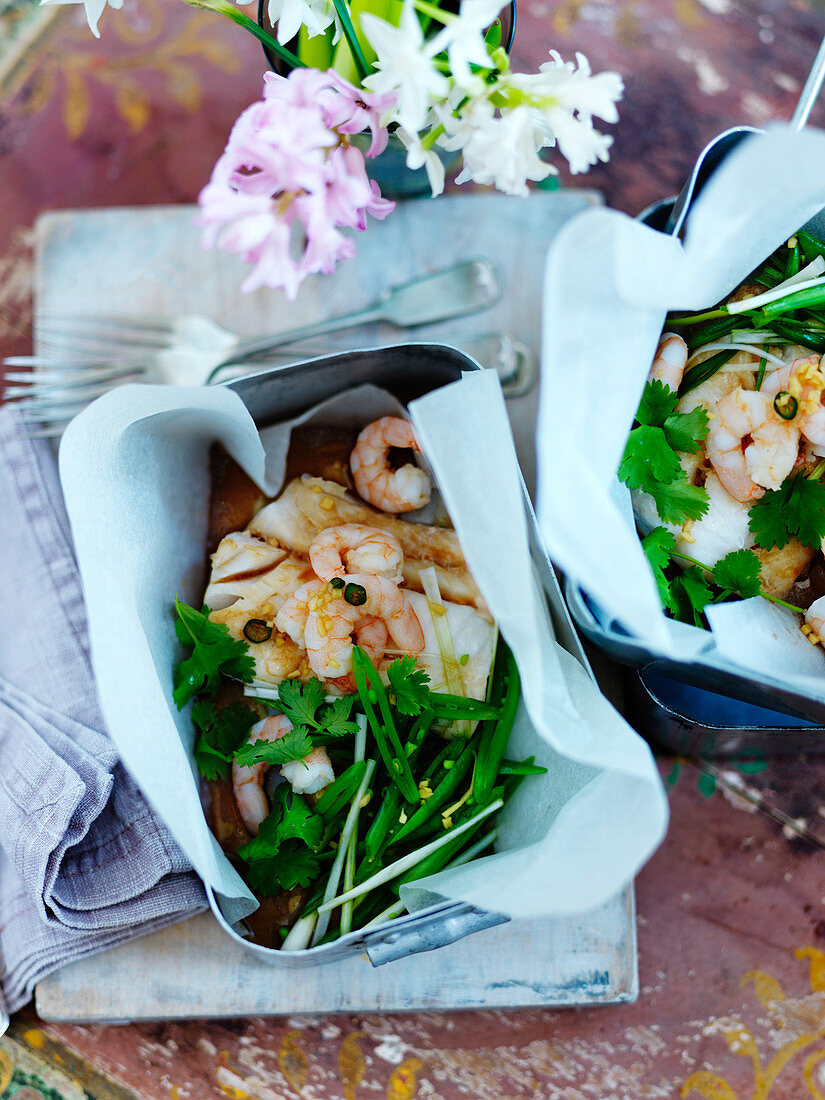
<box><xmin>9</xmin><ymin>332</ymin><xmax>536</xmax><ymax>437</ymax></box>
<box><xmin>6</xmin><ymin>260</ymin><xmax>499</xmax><ymax>424</ymax></box>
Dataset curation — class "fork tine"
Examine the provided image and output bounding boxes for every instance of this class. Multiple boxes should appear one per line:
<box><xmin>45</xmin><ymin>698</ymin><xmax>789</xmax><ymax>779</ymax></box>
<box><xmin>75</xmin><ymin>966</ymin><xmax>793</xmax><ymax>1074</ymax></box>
<box><xmin>4</xmin><ymin>356</ymin><xmax>119</xmax><ymax>368</ymax></box>
<box><xmin>7</xmin><ymin>380</ymin><xmax>127</xmax><ymax>407</ymax></box>
<box><xmin>36</xmin><ymin>313</ymin><xmax>174</xmax><ymax>338</ymax></box>
<box><xmin>4</xmin><ymin>366</ymin><xmax>139</xmax><ymax>387</ymax></box>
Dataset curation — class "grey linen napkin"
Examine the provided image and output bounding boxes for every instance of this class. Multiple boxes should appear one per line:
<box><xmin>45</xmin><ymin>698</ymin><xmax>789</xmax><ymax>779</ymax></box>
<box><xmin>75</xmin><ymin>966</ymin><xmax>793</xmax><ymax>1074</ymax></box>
<box><xmin>0</xmin><ymin>405</ymin><xmax>206</xmax><ymax>1019</ymax></box>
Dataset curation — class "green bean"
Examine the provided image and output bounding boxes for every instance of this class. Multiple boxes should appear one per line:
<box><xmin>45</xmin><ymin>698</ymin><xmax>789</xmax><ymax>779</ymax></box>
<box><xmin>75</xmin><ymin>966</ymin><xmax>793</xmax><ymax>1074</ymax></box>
<box><xmin>683</xmin><ymin>314</ymin><xmax>742</xmax><ymax>351</ymax></box>
<box><xmin>760</xmin><ymin>285</ymin><xmax>825</xmax><ymax>318</ymax></box>
<box><xmin>351</xmin><ymin>646</ymin><xmax>418</xmax><ymax>802</ymax></box>
<box><xmin>314</xmin><ymin>761</ymin><xmax>367</xmax><ymax>819</ymax></box>
<box><xmin>498</xmin><ymin>756</ymin><xmax>548</xmax><ymax>776</ymax></box>
<box><xmin>798</xmin><ymin>230</ymin><xmax>825</xmax><ymax>268</ymax></box>
<box><xmin>428</xmin><ymin>692</ymin><xmax>501</xmax><ymax>722</ymax></box>
<box><xmin>678</xmin><ymin>350</ymin><xmax>736</xmax><ymax>397</ymax></box>
<box><xmin>785</xmin><ymin>239</ymin><xmax>801</xmax><ymax>280</ymax></box>
<box><xmin>473</xmin><ymin>645</ymin><xmax>520</xmax><ymax>807</ymax></box>
<box><xmin>364</xmin><ymin>787</ymin><xmax>404</xmax><ymax>861</ymax></box>
<box><xmin>390</xmin><ymin>740</ymin><xmax>476</xmax><ymax>845</ymax></box>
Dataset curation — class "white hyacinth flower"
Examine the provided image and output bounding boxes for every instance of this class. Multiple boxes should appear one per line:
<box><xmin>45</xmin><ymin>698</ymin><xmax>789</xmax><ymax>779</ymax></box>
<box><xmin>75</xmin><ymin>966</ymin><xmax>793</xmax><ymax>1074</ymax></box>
<box><xmin>542</xmin><ymin>107</ymin><xmax>614</xmax><ymax>173</ymax></box>
<box><xmin>361</xmin><ymin>2</ymin><xmax>449</xmax><ymax>134</ymax></box>
<box><xmin>430</xmin><ymin>0</ymin><xmax>505</xmax><ymax>88</ymax></box>
<box><xmin>41</xmin><ymin>0</ymin><xmax>123</xmax><ymax>38</ymax></box>
<box><xmin>267</xmin><ymin>0</ymin><xmax>339</xmax><ymax>42</ymax></box>
<box><xmin>440</xmin><ymin>99</ymin><xmax>552</xmax><ymax>196</ymax></box>
<box><xmin>510</xmin><ymin>51</ymin><xmax>624</xmax><ymax>126</ymax></box>
<box><xmin>397</xmin><ymin>127</ymin><xmax>446</xmax><ymax>196</ymax></box>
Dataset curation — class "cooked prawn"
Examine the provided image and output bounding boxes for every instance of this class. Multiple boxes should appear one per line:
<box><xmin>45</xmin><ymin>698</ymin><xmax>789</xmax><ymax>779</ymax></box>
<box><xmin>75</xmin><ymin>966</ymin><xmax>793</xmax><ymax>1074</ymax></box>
<box><xmin>762</xmin><ymin>355</ymin><xmax>825</xmax><ymax>446</ymax></box>
<box><xmin>274</xmin><ymin>578</ymin><xmax>325</xmax><ymax>647</ymax></box>
<box><xmin>648</xmin><ymin>333</ymin><xmax>688</xmax><ymax>392</ymax></box>
<box><xmin>309</xmin><ymin>524</ymin><xmax>404</xmax><ymax>583</ymax></box>
<box><xmin>233</xmin><ymin>714</ymin><xmax>334</xmax><ymax>835</ymax></box>
<box><xmin>350</xmin><ymin>417</ymin><xmax>431</xmax><ymax>514</ymax></box>
<box><xmin>706</xmin><ymin>388</ymin><xmax>799</xmax><ymax>503</ymax></box>
<box><xmin>305</xmin><ymin>574</ymin><xmax>423</xmax><ymax>680</ymax></box>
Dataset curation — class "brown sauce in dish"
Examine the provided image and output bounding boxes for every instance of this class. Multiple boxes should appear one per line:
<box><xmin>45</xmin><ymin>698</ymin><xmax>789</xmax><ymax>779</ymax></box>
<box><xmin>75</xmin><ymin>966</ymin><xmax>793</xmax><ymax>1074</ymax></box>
<box><xmin>203</xmin><ymin>426</ymin><xmax>361</xmax><ymax>948</ymax></box>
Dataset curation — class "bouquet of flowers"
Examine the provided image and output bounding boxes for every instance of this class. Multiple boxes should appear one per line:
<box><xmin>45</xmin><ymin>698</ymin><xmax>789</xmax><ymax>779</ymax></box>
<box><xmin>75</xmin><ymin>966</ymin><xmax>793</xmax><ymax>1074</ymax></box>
<box><xmin>60</xmin><ymin>0</ymin><xmax>623</xmax><ymax>298</ymax></box>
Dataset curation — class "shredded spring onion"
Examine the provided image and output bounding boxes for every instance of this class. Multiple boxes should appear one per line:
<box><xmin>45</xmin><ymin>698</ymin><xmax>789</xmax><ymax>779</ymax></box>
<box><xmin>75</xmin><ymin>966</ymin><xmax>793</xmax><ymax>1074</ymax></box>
<box><xmin>773</xmin><ymin>255</ymin><xmax>825</xmax><ymax>291</ymax></box>
<box><xmin>316</xmin><ymin>799</ymin><xmax>504</xmax><ymax>915</ymax></box>
<box><xmin>311</xmin><ymin>752</ymin><xmax>375</xmax><ymax>946</ymax></box>
<box><xmin>729</xmin><ymin>330</ymin><xmax>781</xmax><ymax>344</ymax></box>
<box><xmin>686</xmin><ymin>343</ymin><xmax>788</xmax><ymax>369</ymax></box>
<box><xmin>419</xmin><ymin>565</ymin><xmax>470</xmax><ymax>736</ymax></box>
<box><xmin>281</xmin><ymin>912</ymin><xmax>318</xmax><ymax>950</ymax></box>
<box><xmin>727</xmin><ymin>274</ymin><xmax>825</xmax><ymax>315</ymax></box>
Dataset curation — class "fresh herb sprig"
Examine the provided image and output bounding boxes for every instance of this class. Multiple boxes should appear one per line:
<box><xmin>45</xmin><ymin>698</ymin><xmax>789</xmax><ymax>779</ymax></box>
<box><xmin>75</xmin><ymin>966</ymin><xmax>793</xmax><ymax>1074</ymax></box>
<box><xmin>237</xmin><ymin>784</ymin><xmax>325</xmax><ymax>895</ymax></box>
<box><xmin>618</xmin><ymin>379</ymin><xmax>710</xmax><ymax>524</ymax></box>
<box><xmin>642</xmin><ymin>527</ymin><xmax>804</xmax><ymax>626</ymax></box>
<box><xmin>173</xmin><ymin>597</ymin><xmax>254</xmax><ymax>708</ymax></box>
<box><xmin>747</xmin><ymin>468</ymin><xmax>825</xmax><ymax>551</ymax></box>
<box><xmin>191</xmin><ymin>699</ymin><xmax>258</xmax><ymax>780</ymax></box>
<box><xmin>235</xmin><ymin>680</ymin><xmax>360</xmax><ymax>768</ymax></box>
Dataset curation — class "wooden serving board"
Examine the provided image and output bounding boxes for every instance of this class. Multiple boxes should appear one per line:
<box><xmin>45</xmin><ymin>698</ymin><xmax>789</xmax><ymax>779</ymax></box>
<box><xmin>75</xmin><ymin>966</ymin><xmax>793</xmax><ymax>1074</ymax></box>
<box><xmin>33</xmin><ymin>192</ymin><xmax>640</xmax><ymax>1021</ymax></box>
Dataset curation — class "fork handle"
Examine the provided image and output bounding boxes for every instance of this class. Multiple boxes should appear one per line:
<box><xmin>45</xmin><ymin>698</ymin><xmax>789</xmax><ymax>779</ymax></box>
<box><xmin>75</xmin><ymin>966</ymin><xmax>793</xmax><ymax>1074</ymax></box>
<box><xmin>224</xmin><ymin>305</ymin><xmax>384</xmax><ymax>365</ymax></box>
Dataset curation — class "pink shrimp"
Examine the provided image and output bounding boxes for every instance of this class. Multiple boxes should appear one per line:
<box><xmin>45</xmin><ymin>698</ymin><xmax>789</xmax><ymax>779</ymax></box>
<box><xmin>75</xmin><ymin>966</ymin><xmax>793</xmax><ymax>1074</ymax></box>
<box><xmin>648</xmin><ymin>332</ymin><xmax>688</xmax><ymax>392</ymax></box>
<box><xmin>274</xmin><ymin>578</ymin><xmax>325</xmax><ymax>647</ymax></box>
<box><xmin>309</xmin><ymin>524</ymin><xmax>404</xmax><ymax>583</ymax></box>
<box><xmin>762</xmin><ymin>355</ymin><xmax>825</xmax><ymax>446</ymax></box>
<box><xmin>233</xmin><ymin>714</ymin><xmax>334</xmax><ymax>835</ymax></box>
<box><xmin>304</xmin><ymin>574</ymin><xmax>423</xmax><ymax>681</ymax></box>
<box><xmin>350</xmin><ymin>416</ymin><xmax>431</xmax><ymax>514</ymax></box>
<box><xmin>706</xmin><ymin>388</ymin><xmax>799</xmax><ymax>503</ymax></box>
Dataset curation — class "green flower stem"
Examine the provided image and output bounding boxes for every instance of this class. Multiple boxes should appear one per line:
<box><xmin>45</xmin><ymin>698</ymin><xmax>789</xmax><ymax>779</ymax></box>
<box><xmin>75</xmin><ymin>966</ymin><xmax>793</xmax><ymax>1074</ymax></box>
<box><xmin>184</xmin><ymin>0</ymin><xmax>306</xmax><ymax>67</ymax></box>
<box><xmin>330</xmin><ymin>0</ymin><xmax>371</xmax><ymax>80</ymax></box>
<box><xmin>670</xmin><ymin>550</ymin><xmax>805</xmax><ymax>614</ymax></box>
<box><xmin>420</xmin><ymin>123</ymin><xmax>445</xmax><ymax>150</ymax></box>
<box><xmin>808</xmin><ymin>460</ymin><xmax>825</xmax><ymax>481</ymax></box>
<box><xmin>413</xmin><ymin>0</ymin><xmax>455</xmax><ymax>22</ymax></box>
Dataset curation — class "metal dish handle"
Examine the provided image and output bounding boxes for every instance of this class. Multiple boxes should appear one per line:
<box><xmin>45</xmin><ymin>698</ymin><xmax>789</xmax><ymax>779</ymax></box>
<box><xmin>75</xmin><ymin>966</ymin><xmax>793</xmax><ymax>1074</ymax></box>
<box><xmin>357</xmin><ymin>904</ymin><xmax>509</xmax><ymax>966</ymax></box>
<box><xmin>626</xmin><ymin>669</ymin><xmax>825</xmax><ymax>758</ymax></box>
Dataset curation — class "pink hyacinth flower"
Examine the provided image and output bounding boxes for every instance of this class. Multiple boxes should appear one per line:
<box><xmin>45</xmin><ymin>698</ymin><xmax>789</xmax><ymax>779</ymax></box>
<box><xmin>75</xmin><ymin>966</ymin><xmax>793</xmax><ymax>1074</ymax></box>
<box><xmin>196</xmin><ymin>69</ymin><xmax>396</xmax><ymax>301</ymax></box>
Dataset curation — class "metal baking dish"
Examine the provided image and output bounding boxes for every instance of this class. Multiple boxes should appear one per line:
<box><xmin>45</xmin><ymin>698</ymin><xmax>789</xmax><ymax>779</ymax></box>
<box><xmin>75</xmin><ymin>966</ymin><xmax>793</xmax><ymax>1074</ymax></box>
<box><xmin>565</xmin><ymin>194</ymin><xmax>825</xmax><ymax>754</ymax></box>
<box><xmin>213</xmin><ymin>342</ymin><xmax>591</xmax><ymax>963</ymax></box>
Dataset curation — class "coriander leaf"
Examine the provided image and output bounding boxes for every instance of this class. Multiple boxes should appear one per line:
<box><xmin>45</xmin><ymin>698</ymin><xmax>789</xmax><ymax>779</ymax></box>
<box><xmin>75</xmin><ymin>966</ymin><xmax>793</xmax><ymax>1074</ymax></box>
<box><xmin>238</xmin><ymin>786</ymin><xmax>323</xmax><ymax>863</ymax></box>
<box><xmin>322</xmin><ymin>695</ymin><xmax>360</xmax><ymax>738</ymax></box>
<box><xmin>748</xmin><ymin>473</ymin><xmax>825</xmax><ymax>550</ymax></box>
<box><xmin>387</xmin><ymin>655</ymin><xmax>431</xmax><ymax>716</ymax></box>
<box><xmin>173</xmin><ymin>598</ymin><xmax>254</xmax><ymax>708</ymax></box>
<box><xmin>191</xmin><ymin>700</ymin><xmax>258</xmax><ymax>780</ymax></box>
<box><xmin>192</xmin><ymin>740</ymin><xmax>232</xmax><ymax>782</ymax></box>
<box><xmin>277</xmin><ymin>677</ymin><xmax>326</xmax><ymax>729</ymax></box>
<box><xmin>636</xmin><ymin>379</ymin><xmax>678</xmax><ymax>428</ymax></box>
<box><xmin>234</xmin><ymin>726</ymin><xmax>314</xmax><ymax>768</ymax></box>
<box><xmin>618</xmin><ymin>426</ymin><xmax>682</xmax><ymax>491</ymax></box>
<box><xmin>671</xmin><ymin>567</ymin><xmax>714</xmax><ymax>627</ymax></box>
<box><xmin>663</xmin><ymin>405</ymin><xmax>709</xmax><ymax>454</ymax></box>
<box><xmin>273</xmin><ymin>786</ymin><xmax>324</xmax><ymax>848</ymax></box>
<box><xmin>712</xmin><ymin>549</ymin><xmax>762</xmax><ymax>599</ymax></box>
<box><xmin>275</xmin><ymin>842</ymin><xmax>322</xmax><ymax>889</ymax></box>
<box><xmin>646</xmin><ymin>471</ymin><xmax>709</xmax><ymax>525</ymax></box>
<box><xmin>243</xmin><ymin>844</ymin><xmax>322</xmax><ymax>895</ymax></box>
<box><xmin>641</xmin><ymin>526</ymin><xmax>677</xmax><ymax>614</ymax></box>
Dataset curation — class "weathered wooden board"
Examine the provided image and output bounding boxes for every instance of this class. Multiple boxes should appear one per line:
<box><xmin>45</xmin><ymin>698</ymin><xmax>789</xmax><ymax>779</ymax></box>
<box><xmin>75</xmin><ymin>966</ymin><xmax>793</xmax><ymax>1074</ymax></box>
<box><xmin>36</xmin><ymin>897</ymin><xmax>637</xmax><ymax>1022</ymax></box>
<box><xmin>33</xmin><ymin>194</ymin><xmax>639</xmax><ymax>1021</ymax></box>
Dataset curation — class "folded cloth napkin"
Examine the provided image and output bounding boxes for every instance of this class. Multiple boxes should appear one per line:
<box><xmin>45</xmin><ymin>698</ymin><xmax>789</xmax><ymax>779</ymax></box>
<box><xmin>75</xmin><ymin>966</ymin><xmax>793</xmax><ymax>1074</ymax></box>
<box><xmin>0</xmin><ymin>405</ymin><xmax>206</xmax><ymax>1022</ymax></box>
